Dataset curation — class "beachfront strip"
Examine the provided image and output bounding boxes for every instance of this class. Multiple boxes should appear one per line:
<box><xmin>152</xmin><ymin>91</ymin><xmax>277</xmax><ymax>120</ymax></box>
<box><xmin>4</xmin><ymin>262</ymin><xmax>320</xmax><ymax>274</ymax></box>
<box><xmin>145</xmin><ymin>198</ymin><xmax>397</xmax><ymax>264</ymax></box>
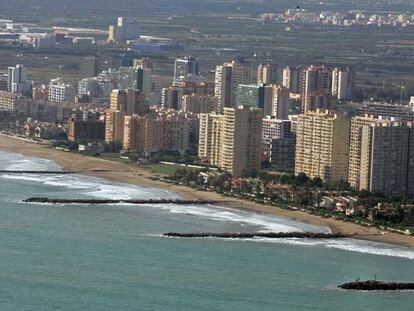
<box><xmin>0</xmin><ymin>18</ymin><xmax>413</xmax><ymax>236</ymax></box>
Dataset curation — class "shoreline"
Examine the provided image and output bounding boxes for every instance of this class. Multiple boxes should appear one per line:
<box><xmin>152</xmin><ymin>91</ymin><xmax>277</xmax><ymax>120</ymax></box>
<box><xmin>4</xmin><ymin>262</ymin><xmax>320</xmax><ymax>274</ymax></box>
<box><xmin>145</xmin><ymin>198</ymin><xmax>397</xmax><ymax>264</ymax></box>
<box><xmin>0</xmin><ymin>134</ymin><xmax>413</xmax><ymax>248</ymax></box>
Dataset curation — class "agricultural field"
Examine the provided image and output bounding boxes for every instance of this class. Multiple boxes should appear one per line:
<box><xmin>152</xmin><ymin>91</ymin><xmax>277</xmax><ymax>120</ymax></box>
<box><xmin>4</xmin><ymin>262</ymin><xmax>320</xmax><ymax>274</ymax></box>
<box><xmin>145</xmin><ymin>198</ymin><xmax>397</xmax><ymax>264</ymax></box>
<box><xmin>0</xmin><ymin>0</ymin><xmax>413</xmax><ymax>96</ymax></box>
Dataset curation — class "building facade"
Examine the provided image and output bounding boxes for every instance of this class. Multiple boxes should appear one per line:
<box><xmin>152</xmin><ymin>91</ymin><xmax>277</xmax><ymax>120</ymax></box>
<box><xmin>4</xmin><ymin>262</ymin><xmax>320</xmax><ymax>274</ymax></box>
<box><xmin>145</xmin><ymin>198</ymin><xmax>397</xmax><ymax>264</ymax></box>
<box><xmin>262</xmin><ymin>117</ymin><xmax>292</xmax><ymax>145</ymax></box>
<box><xmin>348</xmin><ymin>115</ymin><xmax>384</xmax><ymax>189</ymax></box>
<box><xmin>181</xmin><ymin>94</ymin><xmax>216</xmax><ymax>114</ymax></box>
<box><xmin>331</xmin><ymin>67</ymin><xmax>354</xmax><ymax>100</ymax></box>
<box><xmin>48</xmin><ymin>78</ymin><xmax>76</xmax><ymax>102</ymax></box>
<box><xmin>173</xmin><ymin>57</ymin><xmax>199</xmax><ymax>85</ymax></box>
<box><xmin>295</xmin><ymin>110</ymin><xmax>350</xmax><ymax>182</ymax></box>
<box><xmin>8</xmin><ymin>64</ymin><xmax>31</xmax><ymax>94</ymax></box>
<box><xmin>282</xmin><ymin>66</ymin><xmax>303</xmax><ymax>94</ymax></box>
<box><xmin>108</xmin><ymin>17</ymin><xmax>139</xmax><ymax>43</ymax></box>
<box><xmin>118</xmin><ymin>66</ymin><xmax>151</xmax><ymax>99</ymax></box>
<box><xmin>198</xmin><ymin>106</ymin><xmax>262</xmax><ymax>176</ymax></box>
<box><xmin>162</xmin><ymin>86</ymin><xmax>184</xmax><ymax>110</ymax></box>
<box><xmin>257</xmin><ymin>63</ymin><xmax>280</xmax><ymax>85</ymax></box>
<box><xmin>359</xmin><ymin>120</ymin><xmax>414</xmax><ymax>197</ymax></box>
<box><xmin>123</xmin><ymin>112</ymin><xmax>191</xmax><ymax>155</ymax></box>
<box><xmin>271</xmin><ymin>85</ymin><xmax>290</xmax><ymax>119</ymax></box>
<box><xmin>214</xmin><ymin>60</ymin><xmax>250</xmax><ymax>112</ymax></box>
<box><xmin>301</xmin><ymin>65</ymin><xmax>331</xmax><ymax>113</ymax></box>
<box><xmin>68</xmin><ymin>118</ymin><xmax>105</xmax><ymax>142</ymax></box>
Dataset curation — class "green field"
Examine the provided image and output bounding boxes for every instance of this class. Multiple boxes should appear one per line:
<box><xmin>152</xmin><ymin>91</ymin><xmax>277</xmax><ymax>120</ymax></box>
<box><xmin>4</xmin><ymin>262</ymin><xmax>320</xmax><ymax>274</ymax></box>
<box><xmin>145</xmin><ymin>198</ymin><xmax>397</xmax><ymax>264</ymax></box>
<box><xmin>146</xmin><ymin>164</ymin><xmax>189</xmax><ymax>175</ymax></box>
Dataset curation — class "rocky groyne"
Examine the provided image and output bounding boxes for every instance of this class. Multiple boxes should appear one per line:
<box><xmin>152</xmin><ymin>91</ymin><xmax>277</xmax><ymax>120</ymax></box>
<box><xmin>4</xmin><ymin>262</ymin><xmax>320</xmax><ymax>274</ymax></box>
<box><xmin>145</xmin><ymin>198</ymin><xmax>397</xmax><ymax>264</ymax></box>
<box><xmin>163</xmin><ymin>232</ymin><xmax>349</xmax><ymax>239</ymax></box>
<box><xmin>339</xmin><ymin>280</ymin><xmax>414</xmax><ymax>290</ymax></box>
<box><xmin>23</xmin><ymin>197</ymin><xmax>223</xmax><ymax>205</ymax></box>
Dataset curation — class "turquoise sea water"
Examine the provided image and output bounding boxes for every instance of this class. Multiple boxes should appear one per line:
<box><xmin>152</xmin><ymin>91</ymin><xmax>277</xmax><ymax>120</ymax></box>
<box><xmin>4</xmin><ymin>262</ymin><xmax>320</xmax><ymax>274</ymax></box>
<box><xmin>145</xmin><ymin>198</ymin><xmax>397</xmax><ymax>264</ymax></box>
<box><xmin>0</xmin><ymin>151</ymin><xmax>413</xmax><ymax>310</ymax></box>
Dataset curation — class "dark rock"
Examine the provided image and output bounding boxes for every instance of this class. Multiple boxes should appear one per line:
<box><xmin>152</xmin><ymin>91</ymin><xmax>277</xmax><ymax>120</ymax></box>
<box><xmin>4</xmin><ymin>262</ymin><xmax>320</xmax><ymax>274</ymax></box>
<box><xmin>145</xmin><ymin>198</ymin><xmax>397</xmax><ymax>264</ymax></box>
<box><xmin>163</xmin><ymin>232</ymin><xmax>349</xmax><ymax>239</ymax></box>
<box><xmin>339</xmin><ymin>280</ymin><xmax>414</xmax><ymax>290</ymax></box>
<box><xmin>22</xmin><ymin>197</ymin><xmax>223</xmax><ymax>205</ymax></box>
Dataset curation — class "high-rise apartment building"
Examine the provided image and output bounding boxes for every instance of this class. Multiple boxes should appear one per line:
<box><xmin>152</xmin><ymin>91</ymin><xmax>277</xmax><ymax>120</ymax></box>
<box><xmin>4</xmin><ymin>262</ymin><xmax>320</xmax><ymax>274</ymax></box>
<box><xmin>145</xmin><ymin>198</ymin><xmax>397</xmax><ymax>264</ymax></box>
<box><xmin>68</xmin><ymin>117</ymin><xmax>105</xmax><ymax>142</ymax></box>
<box><xmin>173</xmin><ymin>57</ymin><xmax>199</xmax><ymax>85</ymax></box>
<box><xmin>270</xmin><ymin>137</ymin><xmax>296</xmax><ymax>172</ymax></box>
<box><xmin>262</xmin><ymin>117</ymin><xmax>292</xmax><ymax>145</ymax></box>
<box><xmin>301</xmin><ymin>65</ymin><xmax>331</xmax><ymax>113</ymax></box>
<box><xmin>123</xmin><ymin>116</ymin><xmax>170</xmax><ymax>155</ymax></box>
<box><xmin>163</xmin><ymin>112</ymin><xmax>191</xmax><ymax>151</ymax></box>
<box><xmin>282</xmin><ymin>66</ymin><xmax>303</xmax><ymax>94</ymax></box>
<box><xmin>0</xmin><ymin>91</ymin><xmax>18</xmax><ymax>111</ymax></box>
<box><xmin>118</xmin><ymin>66</ymin><xmax>151</xmax><ymax>99</ymax></box>
<box><xmin>149</xmin><ymin>75</ymin><xmax>162</xmax><ymax>105</ymax></box>
<box><xmin>262</xmin><ymin>117</ymin><xmax>295</xmax><ymax>172</ymax></box>
<box><xmin>221</xmin><ymin>106</ymin><xmax>263</xmax><ymax>175</ymax></box>
<box><xmin>109</xmin><ymin>89</ymin><xmax>146</xmax><ymax>115</ymax></box>
<box><xmin>78</xmin><ymin>78</ymin><xmax>101</xmax><ymax>99</ymax></box>
<box><xmin>125</xmin><ymin>89</ymin><xmax>147</xmax><ymax>115</ymax></box>
<box><xmin>110</xmin><ymin>89</ymin><xmax>127</xmax><ymax>111</ymax></box>
<box><xmin>123</xmin><ymin>115</ymin><xmax>143</xmax><ymax>151</ymax></box>
<box><xmin>161</xmin><ymin>86</ymin><xmax>184</xmax><ymax>110</ymax></box>
<box><xmin>182</xmin><ymin>94</ymin><xmax>216</xmax><ymax>113</ymax></box>
<box><xmin>0</xmin><ymin>72</ymin><xmax>8</xmax><ymax>91</ymax></box>
<box><xmin>198</xmin><ymin>113</ymin><xmax>224</xmax><ymax>164</ymax></box>
<box><xmin>235</xmin><ymin>84</ymin><xmax>289</xmax><ymax>118</ymax></box>
<box><xmin>214</xmin><ymin>60</ymin><xmax>251</xmax><ymax>112</ymax></box>
<box><xmin>199</xmin><ymin>106</ymin><xmax>262</xmax><ymax>176</ymax></box>
<box><xmin>8</xmin><ymin>64</ymin><xmax>31</xmax><ymax>94</ymax></box>
<box><xmin>257</xmin><ymin>63</ymin><xmax>280</xmax><ymax>85</ymax></box>
<box><xmin>295</xmin><ymin>109</ymin><xmax>350</xmax><ymax>182</ymax></box>
<box><xmin>236</xmin><ymin>84</ymin><xmax>273</xmax><ymax>115</ymax></box>
<box><xmin>356</xmin><ymin>101</ymin><xmax>414</xmax><ymax>121</ymax></box>
<box><xmin>236</xmin><ymin>84</ymin><xmax>263</xmax><ymax>107</ymax></box>
<box><xmin>331</xmin><ymin>67</ymin><xmax>354</xmax><ymax>100</ymax></box>
<box><xmin>271</xmin><ymin>85</ymin><xmax>290</xmax><ymax>119</ymax></box>
<box><xmin>178</xmin><ymin>80</ymin><xmax>215</xmax><ymax>96</ymax></box>
<box><xmin>105</xmin><ymin>110</ymin><xmax>126</xmax><ymax>143</ymax></box>
<box><xmin>348</xmin><ymin>115</ymin><xmax>384</xmax><ymax>190</ymax></box>
<box><xmin>359</xmin><ymin>120</ymin><xmax>414</xmax><ymax>197</ymax></box>
<box><xmin>123</xmin><ymin>112</ymin><xmax>191</xmax><ymax>155</ymax></box>
<box><xmin>32</xmin><ymin>85</ymin><xmax>49</xmax><ymax>101</ymax></box>
<box><xmin>81</xmin><ymin>55</ymin><xmax>100</xmax><ymax>78</ymax></box>
<box><xmin>96</xmin><ymin>69</ymin><xmax>118</xmax><ymax>100</ymax></box>
<box><xmin>133</xmin><ymin>57</ymin><xmax>156</xmax><ymax>74</ymax></box>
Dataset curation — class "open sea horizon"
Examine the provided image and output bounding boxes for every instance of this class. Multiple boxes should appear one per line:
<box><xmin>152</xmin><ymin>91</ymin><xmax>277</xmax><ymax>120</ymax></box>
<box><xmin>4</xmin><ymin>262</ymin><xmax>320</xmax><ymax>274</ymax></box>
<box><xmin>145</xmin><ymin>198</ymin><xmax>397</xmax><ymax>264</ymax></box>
<box><xmin>0</xmin><ymin>150</ymin><xmax>413</xmax><ymax>310</ymax></box>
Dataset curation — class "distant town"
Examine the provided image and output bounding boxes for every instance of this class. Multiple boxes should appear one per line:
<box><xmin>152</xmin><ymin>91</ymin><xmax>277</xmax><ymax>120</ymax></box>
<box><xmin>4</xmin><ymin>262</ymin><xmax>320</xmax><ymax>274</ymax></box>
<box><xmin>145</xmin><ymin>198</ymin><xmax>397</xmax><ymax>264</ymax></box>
<box><xmin>0</xmin><ymin>16</ymin><xmax>413</xmax><ymax>235</ymax></box>
<box><xmin>260</xmin><ymin>9</ymin><xmax>414</xmax><ymax>28</ymax></box>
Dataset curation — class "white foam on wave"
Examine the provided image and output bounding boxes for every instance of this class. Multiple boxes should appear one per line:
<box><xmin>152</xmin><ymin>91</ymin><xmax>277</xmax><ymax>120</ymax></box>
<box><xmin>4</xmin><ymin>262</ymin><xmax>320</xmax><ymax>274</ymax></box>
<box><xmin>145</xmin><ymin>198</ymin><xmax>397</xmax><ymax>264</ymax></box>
<box><xmin>1</xmin><ymin>172</ymin><xmax>178</xmax><ymax>200</ymax></box>
<box><xmin>0</xmin><ymin>151</ymin><xmax>176</xmax><ymax>200</ymax></box>
<box><xmin>147</xmin><ymin>203</ymin><xmax>330</xmax><ymax>233</ymax></box>
<box><xmin>246</xmin><ymin>237</ymin><xmax>414</xmax><ymax>260</ymax></box>
<box><xmin>0</xmin><ymin>151</ymin><xmax>62</xmax><ymax>171</ymax></box>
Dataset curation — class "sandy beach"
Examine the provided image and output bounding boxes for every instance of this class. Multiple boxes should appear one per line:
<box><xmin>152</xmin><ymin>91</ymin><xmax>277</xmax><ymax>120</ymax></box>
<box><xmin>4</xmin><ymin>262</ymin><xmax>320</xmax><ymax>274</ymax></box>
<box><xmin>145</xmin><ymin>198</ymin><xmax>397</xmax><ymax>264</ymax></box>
<box><xmin>0</xmin><ymin>134</ymin><xmax>413</xmax><ymax>248</ymax></box>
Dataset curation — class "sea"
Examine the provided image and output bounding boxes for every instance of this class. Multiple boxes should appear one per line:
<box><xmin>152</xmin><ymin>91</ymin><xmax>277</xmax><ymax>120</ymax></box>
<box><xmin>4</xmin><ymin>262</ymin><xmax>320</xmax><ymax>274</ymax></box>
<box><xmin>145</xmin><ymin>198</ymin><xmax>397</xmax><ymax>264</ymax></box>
<box><xmin>0</xmin><ymin>150</ymin><xmax>413</xmax><ymax>310</ymax></box>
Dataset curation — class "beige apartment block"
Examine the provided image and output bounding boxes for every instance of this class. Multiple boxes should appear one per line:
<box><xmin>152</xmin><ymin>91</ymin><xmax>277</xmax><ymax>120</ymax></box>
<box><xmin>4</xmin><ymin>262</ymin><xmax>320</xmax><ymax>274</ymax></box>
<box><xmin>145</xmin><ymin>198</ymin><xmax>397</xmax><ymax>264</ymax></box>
<box><xmin>295</xmin><ymin>109</ymin><xmax>350</xmax><ymax>182</ymax></box>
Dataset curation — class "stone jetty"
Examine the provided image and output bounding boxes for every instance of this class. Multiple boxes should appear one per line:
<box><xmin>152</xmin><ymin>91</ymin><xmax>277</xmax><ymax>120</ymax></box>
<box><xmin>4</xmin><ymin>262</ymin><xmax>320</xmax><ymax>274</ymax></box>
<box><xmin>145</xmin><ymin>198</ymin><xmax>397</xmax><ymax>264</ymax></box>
<box><xmin>163</xmin><ymin>232</ymin><xmax>349</xmax><ymax>239</ymax></box>
<box><xmin>339</xmin><ymin>280</ymin><xmax>414</xmax><ymax>290</ymax></box>
<box><xmin>23</xmin><ymin>197</ymin><xmax>223</xmax><ymax>205</ymax></box>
